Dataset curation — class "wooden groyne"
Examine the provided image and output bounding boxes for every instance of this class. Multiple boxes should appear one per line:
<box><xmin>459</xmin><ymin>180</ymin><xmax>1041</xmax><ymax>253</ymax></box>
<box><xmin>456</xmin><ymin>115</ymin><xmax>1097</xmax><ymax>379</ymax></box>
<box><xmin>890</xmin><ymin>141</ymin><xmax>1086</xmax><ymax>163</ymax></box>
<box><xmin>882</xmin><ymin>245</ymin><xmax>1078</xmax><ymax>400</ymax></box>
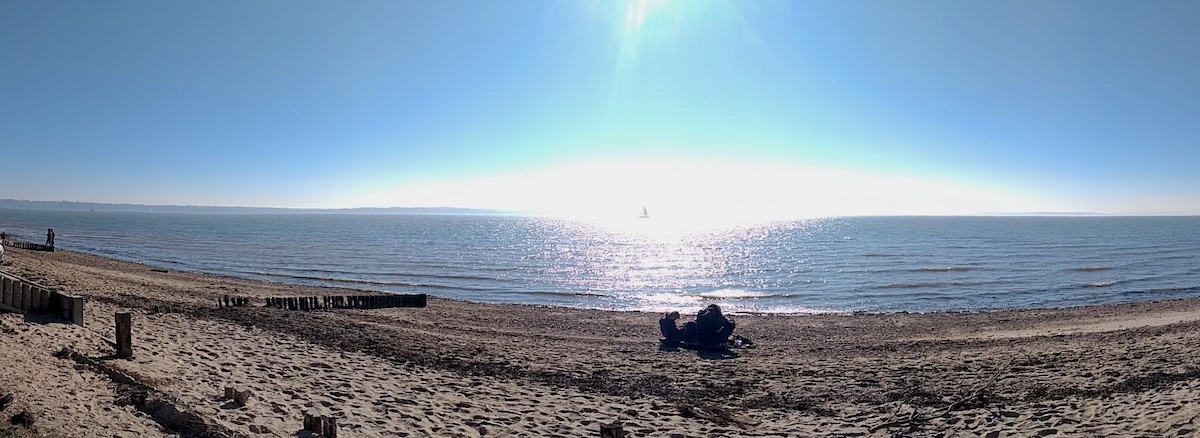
<box><xmin>0</xmin><ymin>272</ymin><xmax>84</xmax><ymax>325</ymax></box>
<box><xmin>255</xmin><ymin>294</ymin><xmax>427</xmax><ymax>311</ymax></box>
<box><xmin>1</xmin><ymin>238</ymin><xmax>54</xmax><ymax>252</ymax></box>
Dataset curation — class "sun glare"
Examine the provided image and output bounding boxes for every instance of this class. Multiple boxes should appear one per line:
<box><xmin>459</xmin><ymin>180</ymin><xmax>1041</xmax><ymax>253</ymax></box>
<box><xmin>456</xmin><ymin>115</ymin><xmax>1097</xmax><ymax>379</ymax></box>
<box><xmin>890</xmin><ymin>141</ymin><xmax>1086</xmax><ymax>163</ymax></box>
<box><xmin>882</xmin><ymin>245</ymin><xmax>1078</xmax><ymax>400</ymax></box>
<box><xmin>625</xmin><ymin>0</ymin><xmax>668</xmax><ymax>30</ymax></box>
<box><xmin>349</xmin><ymin>159</ymin><xmax>1054</xmax><ymax>229</ymax></box>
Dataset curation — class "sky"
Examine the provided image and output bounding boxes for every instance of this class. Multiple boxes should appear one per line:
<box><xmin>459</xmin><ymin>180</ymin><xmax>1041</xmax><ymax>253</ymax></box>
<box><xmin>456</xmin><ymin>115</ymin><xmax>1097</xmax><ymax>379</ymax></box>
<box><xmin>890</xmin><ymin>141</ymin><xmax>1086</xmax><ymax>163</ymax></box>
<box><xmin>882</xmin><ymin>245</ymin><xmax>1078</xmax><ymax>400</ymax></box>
<box><xmin>3</xmin><ymin>1</ymin><xmax>1200</xmax><ymax>221</ymax></box>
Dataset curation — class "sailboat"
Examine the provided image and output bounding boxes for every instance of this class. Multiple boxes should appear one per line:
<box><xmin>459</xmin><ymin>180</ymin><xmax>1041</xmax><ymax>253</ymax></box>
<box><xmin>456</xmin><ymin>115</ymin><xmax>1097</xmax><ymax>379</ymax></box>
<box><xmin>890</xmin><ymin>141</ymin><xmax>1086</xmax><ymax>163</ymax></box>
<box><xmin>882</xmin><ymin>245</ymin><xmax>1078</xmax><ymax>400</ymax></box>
<box><xmin>639</xmin><ymin>206</ymin><xmax>650</xmax><ymax>219</ymax></box>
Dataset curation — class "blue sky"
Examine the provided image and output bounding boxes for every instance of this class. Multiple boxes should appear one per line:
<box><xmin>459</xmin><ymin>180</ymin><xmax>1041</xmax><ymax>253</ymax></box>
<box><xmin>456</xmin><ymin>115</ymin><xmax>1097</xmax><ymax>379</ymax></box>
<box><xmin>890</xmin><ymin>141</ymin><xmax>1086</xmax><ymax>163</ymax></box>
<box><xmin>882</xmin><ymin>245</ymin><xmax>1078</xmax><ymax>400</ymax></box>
<box><xmin>3</xmin><ymin>1</ymin><xmax>1199</xmax><ymax>219</ymax></box>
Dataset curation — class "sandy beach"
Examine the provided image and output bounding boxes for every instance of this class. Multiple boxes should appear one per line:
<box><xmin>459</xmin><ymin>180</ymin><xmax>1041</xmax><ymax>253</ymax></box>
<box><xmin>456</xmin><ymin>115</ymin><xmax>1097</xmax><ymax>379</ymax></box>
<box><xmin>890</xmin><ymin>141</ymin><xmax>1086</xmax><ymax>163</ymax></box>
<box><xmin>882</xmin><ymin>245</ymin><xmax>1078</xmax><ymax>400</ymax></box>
<box><xmin>4</xmin><ymin>246</ymin><xmax>1200</xmax><ymax>437</ymax></box>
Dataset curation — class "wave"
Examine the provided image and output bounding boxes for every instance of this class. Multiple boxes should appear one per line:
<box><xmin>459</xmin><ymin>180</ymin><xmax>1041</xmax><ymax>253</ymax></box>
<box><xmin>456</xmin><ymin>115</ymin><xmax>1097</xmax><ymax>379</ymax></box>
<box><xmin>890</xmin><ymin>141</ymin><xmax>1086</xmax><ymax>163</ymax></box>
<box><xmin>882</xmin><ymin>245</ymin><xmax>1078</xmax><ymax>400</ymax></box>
<box><xmin>1151</xmin><ymin>286</ymin><xmax>1195</xmax><ymax>293</ymax></box>
<box><xmin>250</xmin><ymin>271</ymin><xmax>452</xmax><ymax>289</ymax></box>
<box><xmin>1085</xmin><ymin>281</ymin><xmax>1119</xmax><ymax>288</ymax></box>
<box><xmin>697</xmin><ymin>289</ymin><xmax>774</xmax><ymax>299</ymax></box>
<box><xmin>522</xmin><ymin>290</ymin><xmax>611</xmax><ymax>299</ymax></box>
<box><xmin>1068</xmin><ymin>266</ymin><xmax>1113</xmax><ymax>272</ymax></box>
<box><xmin>914</xmin><ymin>266</ymin><xmax>976</xmax><ymax>272</ymax></box>
<box><xmin>874</xmin><ymin>282</ymin><xmax>947</xmax><ymax>289</ymax></box>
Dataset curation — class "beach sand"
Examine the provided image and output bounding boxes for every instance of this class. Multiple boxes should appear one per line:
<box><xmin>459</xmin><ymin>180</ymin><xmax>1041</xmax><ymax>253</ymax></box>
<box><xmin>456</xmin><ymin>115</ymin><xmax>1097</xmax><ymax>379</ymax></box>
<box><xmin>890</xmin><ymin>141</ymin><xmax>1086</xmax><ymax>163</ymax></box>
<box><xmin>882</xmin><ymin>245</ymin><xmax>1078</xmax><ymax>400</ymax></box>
<box><xmin>4</xmin><ymin>247</ymin><xmax>1200</xmax><ymax>437</ymax></box>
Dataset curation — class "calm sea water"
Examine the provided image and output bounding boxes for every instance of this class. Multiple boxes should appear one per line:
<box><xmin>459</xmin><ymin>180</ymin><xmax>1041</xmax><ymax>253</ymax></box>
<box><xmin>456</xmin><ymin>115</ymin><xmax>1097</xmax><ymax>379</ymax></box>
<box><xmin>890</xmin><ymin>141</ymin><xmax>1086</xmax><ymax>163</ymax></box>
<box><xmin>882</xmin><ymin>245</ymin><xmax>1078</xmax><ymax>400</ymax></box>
<box><xmin>2</xmin><ymin>209</ymin><xmax>1199</xmax><ymax>314</ymax></box>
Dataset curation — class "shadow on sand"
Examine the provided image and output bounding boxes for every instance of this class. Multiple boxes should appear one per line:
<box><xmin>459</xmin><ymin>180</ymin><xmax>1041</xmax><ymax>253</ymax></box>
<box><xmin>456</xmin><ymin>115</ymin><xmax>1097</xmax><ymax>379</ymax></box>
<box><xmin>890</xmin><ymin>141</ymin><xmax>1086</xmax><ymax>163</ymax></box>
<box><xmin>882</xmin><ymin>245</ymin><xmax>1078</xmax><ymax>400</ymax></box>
<box><xmin>658</xmin><ymin>340</ymin><xmax>740</xmax><ymax>360</ymax></box>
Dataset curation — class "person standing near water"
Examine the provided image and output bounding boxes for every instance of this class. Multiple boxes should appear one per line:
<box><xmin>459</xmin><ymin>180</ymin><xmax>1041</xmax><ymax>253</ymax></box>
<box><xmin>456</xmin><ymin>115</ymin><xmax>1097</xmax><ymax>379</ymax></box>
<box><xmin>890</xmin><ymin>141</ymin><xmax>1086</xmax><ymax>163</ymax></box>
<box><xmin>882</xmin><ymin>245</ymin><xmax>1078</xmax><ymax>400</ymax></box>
<box><xmin>46</xmin><ymin>228</ymin><xmax>54</xmax><ymax>248</ymax></box>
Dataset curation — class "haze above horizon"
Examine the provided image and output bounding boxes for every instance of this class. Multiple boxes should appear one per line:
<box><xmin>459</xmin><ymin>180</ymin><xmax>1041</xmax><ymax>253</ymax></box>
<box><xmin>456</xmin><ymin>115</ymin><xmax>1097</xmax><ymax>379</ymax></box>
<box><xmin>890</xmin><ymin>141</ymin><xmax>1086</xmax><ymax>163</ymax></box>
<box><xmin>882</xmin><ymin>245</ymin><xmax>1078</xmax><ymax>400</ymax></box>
<box><xmin>4</xmin><ymin>1</ymin><xmax>1200</xmax><ymax>223</ymax></box>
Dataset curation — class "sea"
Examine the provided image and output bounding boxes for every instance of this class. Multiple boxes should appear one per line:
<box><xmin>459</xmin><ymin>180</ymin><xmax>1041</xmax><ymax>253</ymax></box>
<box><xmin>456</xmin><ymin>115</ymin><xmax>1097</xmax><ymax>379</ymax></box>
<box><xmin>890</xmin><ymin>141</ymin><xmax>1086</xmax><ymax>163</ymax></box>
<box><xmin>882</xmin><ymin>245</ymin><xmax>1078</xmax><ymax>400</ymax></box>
<box><xmin>2</xmin><ymin>209</ymin><xmax>1199</xmax><ymax>314</ymax></box>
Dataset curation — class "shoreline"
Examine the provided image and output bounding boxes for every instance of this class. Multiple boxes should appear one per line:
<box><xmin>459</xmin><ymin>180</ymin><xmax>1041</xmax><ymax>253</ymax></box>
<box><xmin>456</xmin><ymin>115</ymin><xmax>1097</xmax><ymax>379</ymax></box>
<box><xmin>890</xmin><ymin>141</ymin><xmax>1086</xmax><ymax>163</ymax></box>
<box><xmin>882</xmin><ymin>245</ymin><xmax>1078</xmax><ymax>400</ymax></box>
<box><xmin>4</xmin><ymin>247</ymin><xmax>1200</xmax><ymax>436</ymax></box>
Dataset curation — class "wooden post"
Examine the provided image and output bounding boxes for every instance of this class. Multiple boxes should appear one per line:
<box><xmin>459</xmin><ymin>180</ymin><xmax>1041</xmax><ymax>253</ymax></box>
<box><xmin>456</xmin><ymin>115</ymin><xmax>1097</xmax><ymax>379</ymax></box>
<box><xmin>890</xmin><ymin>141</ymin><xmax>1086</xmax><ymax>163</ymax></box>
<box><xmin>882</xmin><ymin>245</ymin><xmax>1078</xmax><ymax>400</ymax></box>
<box><xmin>38</xmin><ymin>287</ymin><xmax>50</xmax><ymax>312</ymax></box>
<box><xmin>2</xmin><ymin>277</ymin><xmax>11</xmax><ymax>306</ymax></box>
<box><xmin>323</xmin><ymin>416</ymin><xmax>338</xmax><ymax>438</ymax></box>
<box><xmin>600</xmin><ymin>421</ymin><xmax>626</xmax><ymax>438</ymax></box>
<box><xmin>115</xmin><ymin>312</ymin><xmax>133</xmax><ymax>358</ymax></box>
<box><xmin>21</xmin><ymin>283</ymin><xmax>32</xmax><ymax>311</ymax></box>
<box><xmin>1</xmin><ymin>277</ymin><xmax>10</xmax><ymax>307</ymax></box>
<box><xmin>69</xmin><ymin>295</ymin><xmax>84</xmax><ymax>326</ymax></box>
<box><xmin>303</xmin><ymin>410</ymin><xmax>324</xmax><ymax>433</ymax></box>
<box><xmin>224</xmin><ymin>385</ymin><xmax>236</xmax><ymax>400</ymax></box>
<box><xmin>29</xmin><ymin>287</ymin><xmax>40</xmax><ymax>312</ymax></box>
<box><xmin>234</xmin><ymin>386</ymin><xmax>251</xmax><ymax>406</ymax></box>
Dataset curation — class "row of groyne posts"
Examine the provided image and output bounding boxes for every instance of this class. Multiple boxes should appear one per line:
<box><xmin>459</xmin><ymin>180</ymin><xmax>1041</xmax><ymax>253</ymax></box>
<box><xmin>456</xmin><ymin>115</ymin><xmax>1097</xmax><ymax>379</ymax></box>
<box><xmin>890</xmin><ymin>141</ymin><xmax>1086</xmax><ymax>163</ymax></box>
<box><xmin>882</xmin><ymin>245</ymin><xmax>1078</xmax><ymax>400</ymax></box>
<box><xmin>0</xmin><ymin>236</ymin><xmax>55</xmax><ymax>252</ymax></box>
<box><xmin>0</xmin><ymin>271</ymin><xmax>83</xmax><ymax>325</ymax></box>
<box><xmin>219</xmin><ymin>293</ymin><xmax>428</xmax><ymax>311</ymax></box>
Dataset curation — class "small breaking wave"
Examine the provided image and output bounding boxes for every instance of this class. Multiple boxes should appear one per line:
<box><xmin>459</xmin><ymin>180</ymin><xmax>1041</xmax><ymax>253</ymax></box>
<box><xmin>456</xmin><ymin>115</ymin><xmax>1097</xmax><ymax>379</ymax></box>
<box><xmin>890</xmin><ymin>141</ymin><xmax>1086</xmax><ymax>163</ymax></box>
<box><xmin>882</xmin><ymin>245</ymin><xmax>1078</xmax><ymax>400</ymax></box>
<box><xmin>1085</xmin><ymin>281</ymin><xmax>1119</xmax><ymax>288</ymax></box>
<box><xmin>1068</xmin><ymin>266</ymin><xmax>1113</xmax><ymax>272</ymax></box>
<box><xmin>914</xmin><ymin>266</ymin><xmax>976</xmax><ymax>272</ymax></box>
<box><xmin>698</xmin><ymin>289</ymin><xmax>773</xmax><ymax>299</ymax></box>
<box><xmin>875</xmin><ymin>282</ymin><xmax>947</xmax><ymax>289</ymax></box>
<box><xmin>523</xmin><ymin>290</ymin><xmax>610</xmax><ymax>299</ymax></box>
<box><xmin>251</xmin><ymin>271</ymin><xmax>451</xmax><ymax>289</ymax></box>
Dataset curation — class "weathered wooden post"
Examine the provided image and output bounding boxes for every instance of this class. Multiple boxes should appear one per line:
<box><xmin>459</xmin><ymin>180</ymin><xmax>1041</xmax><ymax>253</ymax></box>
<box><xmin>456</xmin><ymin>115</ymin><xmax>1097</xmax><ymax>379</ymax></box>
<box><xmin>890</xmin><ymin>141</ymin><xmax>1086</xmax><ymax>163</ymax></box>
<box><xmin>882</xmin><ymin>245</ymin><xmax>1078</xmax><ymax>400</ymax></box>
<box><xmin>233</xmin><ymin>385</ymin><xmax>251</xmax><ymax>406</ymax></box>
<box><xmin>303</xmin><ymin>410</ymin><xmax>324</xmax><ymax>433</ymax></box>
<box><xmin>21</xmin><ymin>283</ymin><xmax>32</xmax><ymax>311</ymax></box>
<box><xmin>2</xmin><ymin>277</ymin><xmax>11</xmax><ymax>306</ymax></box>
<box><xmin>38</xmin><ymin>287</ymin><xmax>51</xmax><ymax>312</ymax></box>
<box><xmin>323</xmin><ymin>416</ymin><xmax>338</xmax><ymax>438</ymax></box>
<box><xmin>68</xmin><ymin>295</ymin><xmax>84</xmax><ymax>326</ymax></box>
<box><xmin>115</xmin><ymin>312</ymin><xmax>133</xmax><ymax>358</ymax></box>
<box><xmin>29</xmin><ymin>286</ymin><xmax>41</xmax><ymax>312</ymax></box>
<box><xmin>600</xmin><ymin>421</ymin><xmax>626</xmax><ymax>438</ymax></box>
<box><xmin>1</xmin><ymin>278</ymin><xmax>10</xmax><ymax>307</ymax></box>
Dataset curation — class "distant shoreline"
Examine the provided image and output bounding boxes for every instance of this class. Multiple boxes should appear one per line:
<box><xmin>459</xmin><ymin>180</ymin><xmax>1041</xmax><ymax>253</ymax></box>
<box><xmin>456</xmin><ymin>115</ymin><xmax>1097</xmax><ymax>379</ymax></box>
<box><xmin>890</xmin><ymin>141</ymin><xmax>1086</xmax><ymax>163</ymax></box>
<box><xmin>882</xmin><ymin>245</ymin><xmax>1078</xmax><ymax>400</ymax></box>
<box><xmin>7</xmin><ymin>199</ymin><xmax>1198</xmax><ymax>217</ymax></box>
<box><xmin>0</xmin><ymin>199</ymin><xmax>514</xmax><ymax>215</ymax></box>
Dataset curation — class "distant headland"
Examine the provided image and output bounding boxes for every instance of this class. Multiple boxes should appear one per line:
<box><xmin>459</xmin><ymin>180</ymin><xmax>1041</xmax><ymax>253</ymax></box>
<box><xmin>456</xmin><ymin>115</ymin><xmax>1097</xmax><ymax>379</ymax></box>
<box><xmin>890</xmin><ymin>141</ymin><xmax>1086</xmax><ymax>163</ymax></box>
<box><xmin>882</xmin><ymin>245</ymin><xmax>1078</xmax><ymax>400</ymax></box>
<box><xmin>0</xmin><ymin>199</ymin><xmax>509</xmax><ymax>215</ymax></box>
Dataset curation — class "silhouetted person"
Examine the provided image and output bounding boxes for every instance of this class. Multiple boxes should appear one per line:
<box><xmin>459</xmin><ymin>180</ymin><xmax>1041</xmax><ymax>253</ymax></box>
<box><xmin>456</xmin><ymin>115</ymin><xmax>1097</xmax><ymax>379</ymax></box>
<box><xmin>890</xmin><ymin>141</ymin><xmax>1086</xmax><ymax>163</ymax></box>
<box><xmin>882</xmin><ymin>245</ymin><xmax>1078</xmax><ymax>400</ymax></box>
<box><xmin>694</xmin><ymin>304</ymin><xmax>736</xmax><ymax>345</ymax></box>
<box><xmin>46</xmin><ymin>228</ymin><xmax>54</xmax><ymax>247</ymax></box>
<box><xmin>659</xmin><ymin>311</ymin><xmax>697</xmax><ymax>341</ymax></box>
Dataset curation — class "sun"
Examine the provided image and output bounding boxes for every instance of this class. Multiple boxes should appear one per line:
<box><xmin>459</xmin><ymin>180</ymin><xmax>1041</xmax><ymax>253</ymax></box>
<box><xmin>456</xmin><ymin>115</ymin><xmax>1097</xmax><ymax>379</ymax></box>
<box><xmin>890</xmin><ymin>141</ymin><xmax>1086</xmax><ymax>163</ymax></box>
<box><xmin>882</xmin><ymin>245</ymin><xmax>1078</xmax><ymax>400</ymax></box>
<box><xmin>625</xmin><ymin>0</ymin><xmax>668</xmax><ymax>31</ymax></box>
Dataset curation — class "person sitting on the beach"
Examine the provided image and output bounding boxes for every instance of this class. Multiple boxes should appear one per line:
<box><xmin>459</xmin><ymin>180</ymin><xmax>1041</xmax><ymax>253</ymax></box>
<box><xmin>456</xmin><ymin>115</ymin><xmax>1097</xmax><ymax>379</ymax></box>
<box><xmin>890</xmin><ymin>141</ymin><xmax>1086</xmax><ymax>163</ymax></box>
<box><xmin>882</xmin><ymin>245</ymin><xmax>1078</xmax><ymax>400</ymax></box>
<box><xmin>659</xmin><ymin>311</ymin><xmax>698</xmax><ymax>341</ymax></box>
<box><xmin>694</xmin><ymin>304</ymin><xmax>736</xmax><ymax>345</ymax></box>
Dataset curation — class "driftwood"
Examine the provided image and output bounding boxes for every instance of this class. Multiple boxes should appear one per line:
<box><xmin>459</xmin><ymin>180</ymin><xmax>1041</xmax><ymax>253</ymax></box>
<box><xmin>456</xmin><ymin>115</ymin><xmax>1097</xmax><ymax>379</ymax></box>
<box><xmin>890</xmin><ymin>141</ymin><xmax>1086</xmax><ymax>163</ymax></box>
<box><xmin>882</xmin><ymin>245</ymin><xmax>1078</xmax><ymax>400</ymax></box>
<box><xmin>870</xmin><ymin>356</ymin><xmax>1017</xmax><ymax>432</ymax></box>
<box><xmin>675</xmin><ymin>402</ymin><xmax>760</xmax><ymax>428</ymax></box>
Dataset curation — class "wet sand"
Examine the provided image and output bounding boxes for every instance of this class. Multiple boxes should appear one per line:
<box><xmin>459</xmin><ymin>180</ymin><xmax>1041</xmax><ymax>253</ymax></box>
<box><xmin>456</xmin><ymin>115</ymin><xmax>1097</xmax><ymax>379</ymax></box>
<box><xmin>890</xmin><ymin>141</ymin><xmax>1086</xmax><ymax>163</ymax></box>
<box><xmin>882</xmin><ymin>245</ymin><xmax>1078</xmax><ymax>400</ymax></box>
<box><xmin>4</xmin><ymin>247</ymin><xmax>1200</xmax><ymax>437</ymax></box>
